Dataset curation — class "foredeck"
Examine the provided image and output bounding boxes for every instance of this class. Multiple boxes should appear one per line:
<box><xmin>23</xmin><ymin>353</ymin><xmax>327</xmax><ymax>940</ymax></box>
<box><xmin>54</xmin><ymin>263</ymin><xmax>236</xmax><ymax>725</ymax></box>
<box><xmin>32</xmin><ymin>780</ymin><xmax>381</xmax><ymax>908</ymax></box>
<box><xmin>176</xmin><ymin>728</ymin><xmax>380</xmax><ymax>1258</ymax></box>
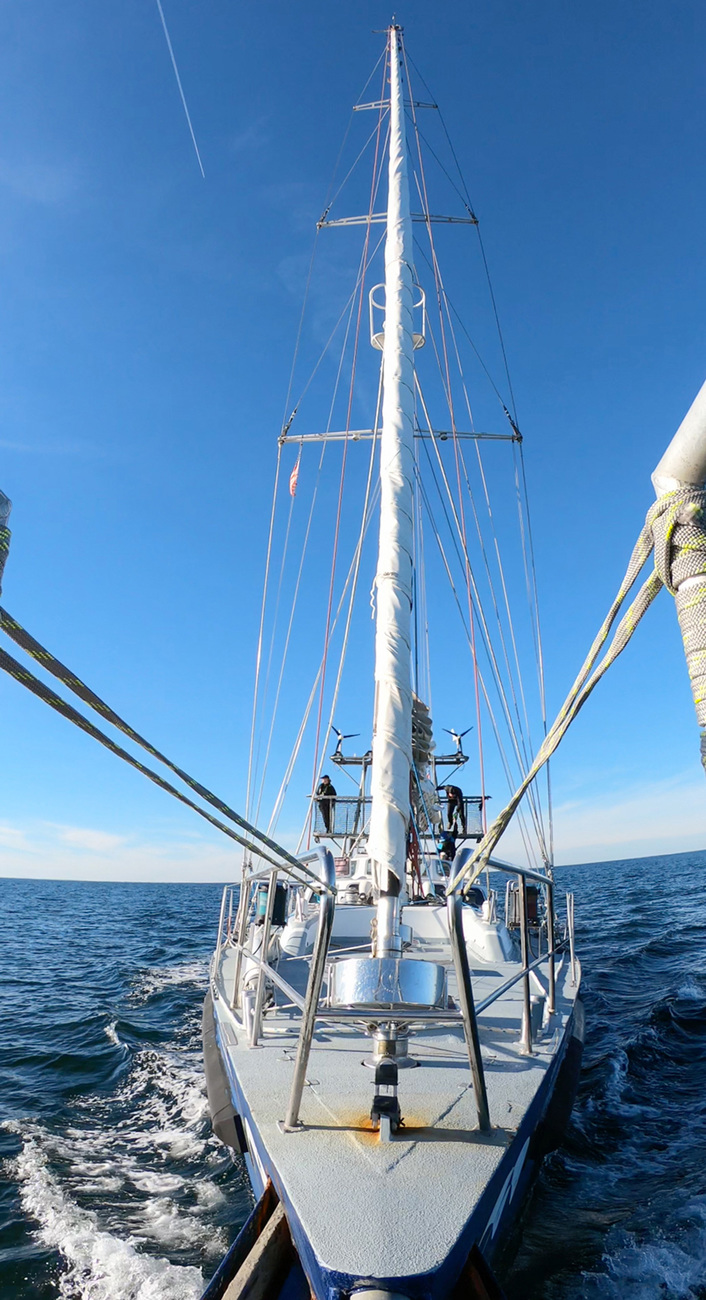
<box><xmin>211</xmin><ymin>941</ymin><xmax>580</xmax><ymax>1284</ymax></box>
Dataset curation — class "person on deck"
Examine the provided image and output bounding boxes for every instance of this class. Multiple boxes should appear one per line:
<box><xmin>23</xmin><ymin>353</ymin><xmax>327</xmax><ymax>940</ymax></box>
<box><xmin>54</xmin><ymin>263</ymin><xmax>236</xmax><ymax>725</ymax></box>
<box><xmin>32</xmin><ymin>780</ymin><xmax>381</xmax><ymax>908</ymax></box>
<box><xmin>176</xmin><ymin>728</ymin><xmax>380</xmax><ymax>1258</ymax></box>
<box><xmin>316</xmin><ymin>774</ymin><xmax>337</xmax><ymax>834</ymax></box>
<box><xmin>439</xmin><ymin>831</ymin><xmax>456</xmax><ymax>864</ymax></box>
<box><xmin>444</xmin><ymin>784</ymin><xmax>466</xmax><ymax>836</ymax></box>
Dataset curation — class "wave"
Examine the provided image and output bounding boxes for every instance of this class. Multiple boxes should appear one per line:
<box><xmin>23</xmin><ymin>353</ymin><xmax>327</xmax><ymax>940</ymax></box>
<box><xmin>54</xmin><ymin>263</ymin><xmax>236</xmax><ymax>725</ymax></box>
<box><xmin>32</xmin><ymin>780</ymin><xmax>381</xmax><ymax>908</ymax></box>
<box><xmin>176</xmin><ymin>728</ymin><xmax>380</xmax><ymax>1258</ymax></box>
<box><xmin>130</xmin><ymin>961</ymin><xmax>210</xmax><ymax>1005</ymax></box>
<box><xmin>11</xmin><ymin>1133</ymin><xmax>204</xmax><ymax>1300</ymax></box>
<box><xmin>4</xmin><ymin>1037</ymin><xmax>230</xmax><ymax>1285</ymax></box>
<box><xmin>560</xmin><ymin>1208</ymin><xmax>706</xmax><ymax>1299</ymax></box>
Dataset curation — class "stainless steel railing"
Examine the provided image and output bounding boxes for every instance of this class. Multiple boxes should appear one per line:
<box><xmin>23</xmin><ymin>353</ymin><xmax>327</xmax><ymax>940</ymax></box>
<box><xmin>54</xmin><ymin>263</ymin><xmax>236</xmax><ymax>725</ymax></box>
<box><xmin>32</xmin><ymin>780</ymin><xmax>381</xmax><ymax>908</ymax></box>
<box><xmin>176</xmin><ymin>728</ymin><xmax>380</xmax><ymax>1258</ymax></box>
<box><xmin>212</xmin><ymin>847</ymin><xmax>575</xmax><ymax>1135</ymax></box>
<box><xmin>283</xmin><ymin>848</ymin><xmax>336</xmax><ymax>1130</ymax></box>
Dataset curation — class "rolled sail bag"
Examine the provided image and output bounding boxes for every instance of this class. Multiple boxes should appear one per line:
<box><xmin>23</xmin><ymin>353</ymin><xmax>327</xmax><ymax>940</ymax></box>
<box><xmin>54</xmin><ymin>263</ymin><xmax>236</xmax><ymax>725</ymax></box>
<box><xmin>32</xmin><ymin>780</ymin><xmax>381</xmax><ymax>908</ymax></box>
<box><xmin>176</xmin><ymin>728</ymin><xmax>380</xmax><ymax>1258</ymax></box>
<box><xmin>0</xmin><ymin>491</ymin><xmax>11</xmax><ymax>596</ymax></box>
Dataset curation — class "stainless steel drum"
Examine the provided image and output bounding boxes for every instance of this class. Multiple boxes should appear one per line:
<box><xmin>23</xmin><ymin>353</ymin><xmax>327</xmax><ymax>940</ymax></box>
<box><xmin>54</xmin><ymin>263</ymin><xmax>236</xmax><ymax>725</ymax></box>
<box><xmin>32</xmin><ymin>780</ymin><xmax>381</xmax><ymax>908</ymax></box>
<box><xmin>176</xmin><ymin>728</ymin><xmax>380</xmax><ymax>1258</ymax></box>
<box><xmin>328</xmin><ymin>956</ymin><xmax>447</xmax><ymax>1009</ymax></box>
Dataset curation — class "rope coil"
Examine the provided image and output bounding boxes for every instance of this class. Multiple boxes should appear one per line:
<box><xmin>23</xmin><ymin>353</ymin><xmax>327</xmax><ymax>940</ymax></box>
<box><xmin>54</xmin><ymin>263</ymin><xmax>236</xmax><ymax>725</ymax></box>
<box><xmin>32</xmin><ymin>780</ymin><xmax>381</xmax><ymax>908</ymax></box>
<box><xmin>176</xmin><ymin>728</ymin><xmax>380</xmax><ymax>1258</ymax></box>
<box><xmin>652</xmin><ymin>490</ymin><xmax>706</xmax><ymax>729</ymax></box>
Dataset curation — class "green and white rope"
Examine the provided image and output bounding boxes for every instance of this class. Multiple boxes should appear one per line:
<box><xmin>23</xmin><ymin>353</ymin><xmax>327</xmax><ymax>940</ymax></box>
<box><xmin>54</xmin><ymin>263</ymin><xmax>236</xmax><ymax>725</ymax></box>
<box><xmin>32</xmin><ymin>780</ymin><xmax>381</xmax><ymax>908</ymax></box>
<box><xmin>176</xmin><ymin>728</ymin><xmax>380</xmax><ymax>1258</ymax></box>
<box><xmin>447</xmin><ymin>487</ymin><xmax>706</xmax><ymax>896</ymax></box>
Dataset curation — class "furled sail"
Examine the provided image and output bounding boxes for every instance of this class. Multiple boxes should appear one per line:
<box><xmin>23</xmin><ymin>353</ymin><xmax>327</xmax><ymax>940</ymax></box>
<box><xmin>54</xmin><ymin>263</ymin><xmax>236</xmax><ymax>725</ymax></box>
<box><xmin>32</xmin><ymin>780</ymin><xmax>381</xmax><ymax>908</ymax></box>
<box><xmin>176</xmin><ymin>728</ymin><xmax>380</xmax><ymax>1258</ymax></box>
<box><xmin>366</xmin><ymin>27</ymin><xmax>416</xmax><ymax>951</ymax></box>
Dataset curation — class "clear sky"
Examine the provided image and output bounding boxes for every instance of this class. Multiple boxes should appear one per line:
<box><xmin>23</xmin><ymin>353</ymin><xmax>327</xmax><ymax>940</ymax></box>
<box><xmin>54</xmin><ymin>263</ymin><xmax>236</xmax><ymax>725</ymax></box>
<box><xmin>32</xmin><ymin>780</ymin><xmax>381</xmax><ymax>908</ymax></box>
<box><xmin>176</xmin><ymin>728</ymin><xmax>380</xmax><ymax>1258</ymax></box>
<box><xmin>1</xmin><ymin>0</ymin><xmax>705</xmax><ymax>883</ymax></box>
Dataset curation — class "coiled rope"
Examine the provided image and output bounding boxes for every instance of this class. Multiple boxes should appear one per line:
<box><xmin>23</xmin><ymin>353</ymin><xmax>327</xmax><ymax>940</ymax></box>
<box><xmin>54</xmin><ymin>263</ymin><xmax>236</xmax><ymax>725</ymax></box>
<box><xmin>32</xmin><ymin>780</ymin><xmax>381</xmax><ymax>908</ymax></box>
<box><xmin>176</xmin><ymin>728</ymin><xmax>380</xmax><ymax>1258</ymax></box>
<box><xmin>447</xmin><ymin>487</ymin><xmax>706</xmax><ymax>896</ymax></box>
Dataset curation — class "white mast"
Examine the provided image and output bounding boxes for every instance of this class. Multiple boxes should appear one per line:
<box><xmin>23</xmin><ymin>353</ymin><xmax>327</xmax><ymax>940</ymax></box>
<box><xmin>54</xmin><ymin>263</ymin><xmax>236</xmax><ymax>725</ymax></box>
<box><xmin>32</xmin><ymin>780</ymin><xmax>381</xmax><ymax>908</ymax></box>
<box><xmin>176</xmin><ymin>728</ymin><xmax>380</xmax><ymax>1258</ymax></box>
<box><xmin>652</xmin><ymin>378</ymin><xmax>706</xmax><ymax>495</ymax></box>
<box><xmin>368</xmin><ymin>25</ymin><xmax>416</xmax><ymax>958</ymax></box>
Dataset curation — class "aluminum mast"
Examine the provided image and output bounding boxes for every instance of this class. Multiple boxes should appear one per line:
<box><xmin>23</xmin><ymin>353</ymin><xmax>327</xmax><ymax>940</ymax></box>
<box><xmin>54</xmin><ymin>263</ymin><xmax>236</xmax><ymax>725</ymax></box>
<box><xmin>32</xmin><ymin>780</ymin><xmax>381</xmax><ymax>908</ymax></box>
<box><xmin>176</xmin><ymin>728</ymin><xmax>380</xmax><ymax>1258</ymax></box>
<box><xmin>367</xmin><ymin>25</ymin><xmax>416</xmax><ymax>958</ymax></box>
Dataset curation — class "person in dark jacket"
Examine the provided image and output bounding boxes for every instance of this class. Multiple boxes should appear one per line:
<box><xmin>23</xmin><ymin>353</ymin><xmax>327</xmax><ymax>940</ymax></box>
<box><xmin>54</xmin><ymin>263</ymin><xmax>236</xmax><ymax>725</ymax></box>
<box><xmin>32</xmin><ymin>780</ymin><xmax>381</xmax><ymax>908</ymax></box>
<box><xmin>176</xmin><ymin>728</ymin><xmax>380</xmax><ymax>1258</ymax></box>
<box><xmin>439</xmin><ymin>831</ymin><xmax>456</xmax><ymax>864</ymax></box>
<box><xmin>316</xmin><ymin>774</ymin><xmax>337</xmax><ymax>833</ymax></box>
<box><xmin>444</xmin><ymin>784</ymin><xmax>466</xmax><ymax>836</ymax></box>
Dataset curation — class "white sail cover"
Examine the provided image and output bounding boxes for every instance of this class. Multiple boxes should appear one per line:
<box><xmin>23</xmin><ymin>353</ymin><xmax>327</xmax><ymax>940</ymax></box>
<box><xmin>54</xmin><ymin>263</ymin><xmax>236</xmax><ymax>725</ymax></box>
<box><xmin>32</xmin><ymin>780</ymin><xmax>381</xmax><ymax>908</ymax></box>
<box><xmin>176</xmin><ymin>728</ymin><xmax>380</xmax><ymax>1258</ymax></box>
<box><xmin>367</xmin><ymin>27</ymin><xmax>416</xmax><ymax>887</ymax></box>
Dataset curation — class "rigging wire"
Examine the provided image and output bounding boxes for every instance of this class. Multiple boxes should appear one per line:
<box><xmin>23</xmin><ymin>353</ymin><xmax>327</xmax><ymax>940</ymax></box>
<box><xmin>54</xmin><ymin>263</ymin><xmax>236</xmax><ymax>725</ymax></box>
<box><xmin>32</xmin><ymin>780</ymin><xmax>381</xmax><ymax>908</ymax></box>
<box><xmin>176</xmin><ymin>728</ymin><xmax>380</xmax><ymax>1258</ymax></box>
<box><xmin>321</xmin><ymin>119</ymin><xmax>388</xmax><ymax>224</ymax></box>
<box><xmin>253</xmin><ymin>435</ymin><xmax>329</xmax><ymax>827</ymax></box>
<box><xmin>308</xmin><ymin>58</ymin><xmax>389</xmax><ymax>840</ymax></box>
<box><xmin>403</xmin><ymin>42</ymin><xmax>552</xmax><ymax>861</ymax></box>
<box><xmin>249</xmin><ymin>215</ymin><xmax>386</xmax><ymax>819</ymax></box>
<box><xmin>416</xmin><ymin>300</ymin><xmax>543</xmax><ymax>832</ymax></box>
<box><xmin>249</xmin><ymin>487</ymin><xmax>297</xmax><ymax>814</ymax></box>
<box><xmin>302</xmin><ymin>367</ymin><xmax>383</xmax><ymax>850</ymax></box>
<box><xmin>252</xmin><ymin>229</ymin><xmax>386</xmax><ymax>819</ymax></box>
<box><xmin>417</xmin><ymin>296</ymin><xmax>545</xmax><ymax>847</ymax></box>
<box><xmin>245</xmin><ymin>447</ymin><xmax>282</xmax><ymax>823</ymax></box>
<box><xmin>403</xmin><ymin>57</ymin><xmax>491</xmax><ymax>844</ymax></box>
<box><xmin>415</xmin><ymin>375</ymin><xmax>549</xmax><ymax>861</ymax></box>
<box><xmin>269</xmin><ymin>477</ymin><xmax>382</xmax><ymax>839</ymax></box>
<box><xmin>437</xmin><ymin>283</ymin><xmax>541</xmax><ymax>786</ymax></box>
<box><xmin>413</xmin><ymin>471</ymin><xmax>540</xmax><ymax>870</ymax></box>
<box><xmin>280</xmin><ymin>46</ymin><xmax>385</xmax><ymax>431</ymax></box>
<box><xmin>406</xmin><ymin>44</ymin><xmax>518</xmax><ymax>420</ymax></box>
<box><xmin>249</xmin><ymin>59</ymin><xmax>393</xmax><ymax>820</ymax></box>
<box><xmin>514</xmin><ymin>438</ymin><xmax>554</xmax><ymax>865</ymax></box>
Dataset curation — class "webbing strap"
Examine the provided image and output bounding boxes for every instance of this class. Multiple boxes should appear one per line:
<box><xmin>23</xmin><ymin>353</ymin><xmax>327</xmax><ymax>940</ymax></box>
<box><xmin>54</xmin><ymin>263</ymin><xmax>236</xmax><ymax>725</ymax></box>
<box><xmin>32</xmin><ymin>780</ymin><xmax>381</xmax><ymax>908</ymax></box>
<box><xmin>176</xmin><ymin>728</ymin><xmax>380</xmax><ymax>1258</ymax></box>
<box><xmin>447</xmin><ymin>488</ymin><xmax>706</xmax><ymax>896</ymax></box>
<box><xmin>0</xmin><ymin>527</ymin><xmax>10</xmax><ymax>596</ymax></box>
<box><xmin>0</xmin><ymin>606</ymin><xmax>314</xmax><ymax>882</ymax></box>
<box><xmin>0</xmin><ymin>643</ymin><xmax>291</xmax><ymax>865</ymax></box>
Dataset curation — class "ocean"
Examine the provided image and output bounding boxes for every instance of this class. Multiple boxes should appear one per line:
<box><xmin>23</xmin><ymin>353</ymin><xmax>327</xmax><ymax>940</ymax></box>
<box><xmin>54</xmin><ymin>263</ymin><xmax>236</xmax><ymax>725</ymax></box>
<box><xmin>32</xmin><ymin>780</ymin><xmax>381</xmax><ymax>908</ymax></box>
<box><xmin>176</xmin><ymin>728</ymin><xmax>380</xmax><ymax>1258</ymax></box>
<box><xmin>1</xmin><ymin>852</ymin><xmax>705</xmax><ymax>1299</ymax></box>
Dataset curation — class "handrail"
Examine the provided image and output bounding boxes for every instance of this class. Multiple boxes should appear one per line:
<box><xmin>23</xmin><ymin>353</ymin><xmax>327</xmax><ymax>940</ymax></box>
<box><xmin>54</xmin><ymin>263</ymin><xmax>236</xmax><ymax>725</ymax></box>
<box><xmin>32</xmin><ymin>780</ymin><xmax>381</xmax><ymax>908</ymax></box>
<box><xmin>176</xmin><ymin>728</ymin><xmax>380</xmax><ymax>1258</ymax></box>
<box><xmin>240</xmin><ymin>861</ymin><xmax>334</xmax><ymax>892</ymax></box>
<box><xmin>226</xmin><ymin>943</ymin><xmax>306</xmax><ymax>1011</ymax></box>
<box><xmin>250</xmin><ymin>870</ymin><xmax>279</xmax><ymax>1047</ymax></box>
<box><xmin>474</xmin><ymin>944</ymin><xmax>564</xmax><ymax>1014</ymax></box>
<box><xmin>447</xmin><ymin>883</ymin><xmax>491</xmax><ymax>1131</ymax></box>
<box><xmin>225</xmin><ymin>935</ymin><xmax>567</xmax><ymax>1027</ymax></box>
<box><xmin>546</xmin><ymin>880</ymin><xmax>556</xmax><ymax>1014</ymax></box>
<box><xmin>518</xmin><ymin>874</ymin><xmax>532</xmax><ymax>1055</ymax></box>
<box><xmin>487</xmin><ymin>856</ymin><xmax>553</xmax><ymax>886</ymax></box>
<box><xmin>216</xmin><ymin>886</ymin><xmax>228</xmax><ymax>966</ymax></box>
<box><xmin>293</xmin><ymin>942</ymin><xmax>568</xmax><ymax>1025</ymax></box>
<box><xmin>213</xmin><ymin>847</ymin><xmax>569</xmax><ymax>1138</ymax></box>
<box><xmin>567</xmin><ymin>892</ymin><xmax>577</xmax><ymax>986</ymax></box>
<box><xmin>231</xmin><ymin>879</ymin><xmax>251</xmax><ymax>1010</ymax></box>
<box><xmin>283</xmin><ymin>847</ymin><xmax>337</xmax><ymax>1131</ymax></box>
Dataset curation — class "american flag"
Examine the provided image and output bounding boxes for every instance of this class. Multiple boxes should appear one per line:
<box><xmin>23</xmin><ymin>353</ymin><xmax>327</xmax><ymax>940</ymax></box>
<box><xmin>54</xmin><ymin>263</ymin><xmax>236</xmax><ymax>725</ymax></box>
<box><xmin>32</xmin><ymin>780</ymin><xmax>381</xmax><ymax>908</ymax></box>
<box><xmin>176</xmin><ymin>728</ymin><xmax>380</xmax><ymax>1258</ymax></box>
<box><xmin>289</xmin><ymin>454</ymin><xmax>301</xmax><ymax>497</ymax></box>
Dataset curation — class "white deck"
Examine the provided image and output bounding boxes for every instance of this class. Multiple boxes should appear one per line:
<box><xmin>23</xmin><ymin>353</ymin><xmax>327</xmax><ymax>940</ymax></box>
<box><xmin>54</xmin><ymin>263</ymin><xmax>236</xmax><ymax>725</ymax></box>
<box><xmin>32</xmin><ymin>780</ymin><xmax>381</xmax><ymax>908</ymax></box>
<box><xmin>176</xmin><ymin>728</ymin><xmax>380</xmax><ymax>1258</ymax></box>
<box><xmin>211</xmin><ymin>923</ymin><xmax>580</xmax><ymax>1285</ymax></box>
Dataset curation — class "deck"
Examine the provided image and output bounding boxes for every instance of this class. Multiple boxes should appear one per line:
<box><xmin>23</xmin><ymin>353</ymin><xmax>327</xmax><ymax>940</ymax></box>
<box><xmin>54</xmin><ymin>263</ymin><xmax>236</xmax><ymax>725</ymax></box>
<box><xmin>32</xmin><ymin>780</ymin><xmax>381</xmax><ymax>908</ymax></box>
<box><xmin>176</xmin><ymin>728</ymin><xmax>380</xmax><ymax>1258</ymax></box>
<box><xmin>210</xmin><ymin>923</ymin><xmax>580</xmax><ymax>1288</ymax></box>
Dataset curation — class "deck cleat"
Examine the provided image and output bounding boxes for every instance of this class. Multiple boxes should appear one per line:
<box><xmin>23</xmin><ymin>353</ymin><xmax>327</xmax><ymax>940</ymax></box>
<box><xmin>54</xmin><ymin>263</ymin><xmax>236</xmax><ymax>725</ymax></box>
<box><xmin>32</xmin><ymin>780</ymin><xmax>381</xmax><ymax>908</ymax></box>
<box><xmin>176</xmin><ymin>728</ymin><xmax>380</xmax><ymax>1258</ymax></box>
<box><xmin>370</xmin><ymin>1058</ymin><xmax>402</xmax><ymax>1142</ymax></box>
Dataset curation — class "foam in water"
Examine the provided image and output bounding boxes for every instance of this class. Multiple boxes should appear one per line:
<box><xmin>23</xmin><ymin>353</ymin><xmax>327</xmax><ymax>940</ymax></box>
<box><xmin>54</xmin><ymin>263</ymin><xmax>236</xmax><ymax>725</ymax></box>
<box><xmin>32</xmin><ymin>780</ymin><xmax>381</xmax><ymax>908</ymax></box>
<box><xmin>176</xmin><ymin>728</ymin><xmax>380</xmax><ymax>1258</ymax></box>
<box><xmin>0</xmin><ymin>880</ymin><xmax>247</xmax><ymax>1298</ymax></box>
<box><xmin>12</xmin><ymin>1135</ymin><xmax>204</xmax><ymax>1300</ymax></box>
<box><xmin>4</xmin><ymin>1032</ymin><xmax>229</xmax><ymax>1284</ymax></box>
<box><xmin>564</xmin><ymin>1219</ymin><xmax>706</xmax><ymax>1299</ymax></box>
<box><xmin>104</xmin><ymin>1020</ymin><xmax>123</xmax><ymax>1047</ymax></box>
<box><xmin>132</xmin><ymin>961</ymin><xmax>210</xmax><ymax>1004</ymax></box>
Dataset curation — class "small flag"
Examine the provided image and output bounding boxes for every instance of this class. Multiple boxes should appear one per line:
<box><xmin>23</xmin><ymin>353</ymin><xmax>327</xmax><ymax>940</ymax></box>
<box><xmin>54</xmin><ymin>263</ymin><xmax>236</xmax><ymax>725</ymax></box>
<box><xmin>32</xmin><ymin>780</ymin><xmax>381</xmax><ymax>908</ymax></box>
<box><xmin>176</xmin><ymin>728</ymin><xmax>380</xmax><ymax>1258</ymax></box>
<box><xmin>289</xmin><ymin>453</ymin><xmax>301</xmax><ymax>497</ymax></box>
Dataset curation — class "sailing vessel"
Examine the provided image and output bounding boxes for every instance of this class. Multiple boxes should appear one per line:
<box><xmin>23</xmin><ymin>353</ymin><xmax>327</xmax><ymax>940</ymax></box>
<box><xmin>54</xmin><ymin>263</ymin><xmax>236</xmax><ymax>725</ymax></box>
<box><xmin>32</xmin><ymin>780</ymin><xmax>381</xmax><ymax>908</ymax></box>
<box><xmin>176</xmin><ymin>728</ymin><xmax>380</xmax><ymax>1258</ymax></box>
<box><xmin>0</xmin><ymin>15</ymin><xmax>703</xmax><ymax>1298</ymax></box>
<box><xmin>202</xmin><ymin>26</ymin><xmax>584</xmax><ymax>1299</ymax></box>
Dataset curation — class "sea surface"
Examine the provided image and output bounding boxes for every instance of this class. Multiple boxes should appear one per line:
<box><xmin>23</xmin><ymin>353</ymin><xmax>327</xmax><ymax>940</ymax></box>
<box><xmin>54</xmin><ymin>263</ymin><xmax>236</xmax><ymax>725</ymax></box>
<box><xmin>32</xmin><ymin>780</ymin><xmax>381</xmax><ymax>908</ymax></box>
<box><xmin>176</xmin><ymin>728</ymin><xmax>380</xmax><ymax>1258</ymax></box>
<box><xmin>1</xmin><ymin>853</ymin><xmax>705</xmax><ymax>1299</ymax></box>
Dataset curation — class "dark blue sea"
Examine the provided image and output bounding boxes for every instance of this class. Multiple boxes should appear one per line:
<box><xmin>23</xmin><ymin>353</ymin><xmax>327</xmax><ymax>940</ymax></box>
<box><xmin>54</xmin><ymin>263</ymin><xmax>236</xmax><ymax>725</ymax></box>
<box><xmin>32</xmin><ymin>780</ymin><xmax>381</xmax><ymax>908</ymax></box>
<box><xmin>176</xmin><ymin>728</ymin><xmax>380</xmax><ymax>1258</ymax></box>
<box><xmin>1</xmin><ymin>852</ymin><xmax>706</xmax><ymax>1299</ymax></box>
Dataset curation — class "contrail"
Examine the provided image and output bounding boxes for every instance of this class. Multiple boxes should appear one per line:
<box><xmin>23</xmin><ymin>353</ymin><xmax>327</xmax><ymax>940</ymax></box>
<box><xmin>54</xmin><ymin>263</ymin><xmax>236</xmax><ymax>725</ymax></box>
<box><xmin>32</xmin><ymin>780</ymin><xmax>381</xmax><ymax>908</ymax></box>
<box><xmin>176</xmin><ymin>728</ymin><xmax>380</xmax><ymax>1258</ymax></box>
<box><xmin>154</xmin><ymin>0</ymin><xmax>205</xmax><ymax>178</ymax></box>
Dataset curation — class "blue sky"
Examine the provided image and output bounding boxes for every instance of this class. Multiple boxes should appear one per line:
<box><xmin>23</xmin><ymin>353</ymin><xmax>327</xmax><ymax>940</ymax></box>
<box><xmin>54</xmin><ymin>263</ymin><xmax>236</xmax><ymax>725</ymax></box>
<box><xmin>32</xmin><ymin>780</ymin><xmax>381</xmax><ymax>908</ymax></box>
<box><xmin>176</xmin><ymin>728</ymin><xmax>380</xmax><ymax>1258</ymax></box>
<box><xmin>1</xmin><ymin>0</ymin><xmax>705</xmax><ymax>882</ymax></box>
